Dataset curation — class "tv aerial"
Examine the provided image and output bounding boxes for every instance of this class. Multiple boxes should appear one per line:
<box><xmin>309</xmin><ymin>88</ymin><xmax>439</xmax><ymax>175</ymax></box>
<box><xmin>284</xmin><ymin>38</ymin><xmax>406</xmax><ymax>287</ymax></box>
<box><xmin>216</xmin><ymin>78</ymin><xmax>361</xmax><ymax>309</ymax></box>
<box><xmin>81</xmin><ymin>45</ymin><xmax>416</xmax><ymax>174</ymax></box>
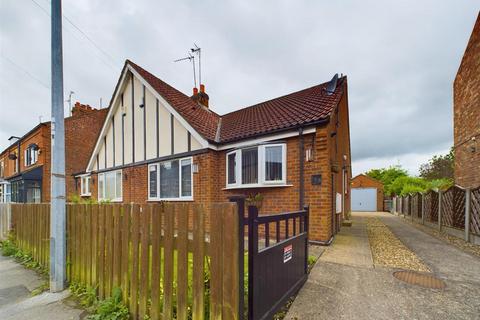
<box><xmin>190</xmin><ymin>43</ymin><xmax>201</xmax><ymax>85</ymax></box>
<box><xmin>174</xmin><ymin>52</ymin><xmax>197</xmax><ymax>88</ymax></box>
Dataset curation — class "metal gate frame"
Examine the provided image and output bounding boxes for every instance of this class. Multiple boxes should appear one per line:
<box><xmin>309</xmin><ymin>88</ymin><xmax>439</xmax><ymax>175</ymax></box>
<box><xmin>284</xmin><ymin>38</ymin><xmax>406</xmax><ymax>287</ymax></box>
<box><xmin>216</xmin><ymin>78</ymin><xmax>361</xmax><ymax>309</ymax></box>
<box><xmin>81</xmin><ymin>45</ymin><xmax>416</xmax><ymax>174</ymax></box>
<box><xmin>230</xmin><ymin>196</ymin><xmax>309</xmax><ymax>320</ymax></box>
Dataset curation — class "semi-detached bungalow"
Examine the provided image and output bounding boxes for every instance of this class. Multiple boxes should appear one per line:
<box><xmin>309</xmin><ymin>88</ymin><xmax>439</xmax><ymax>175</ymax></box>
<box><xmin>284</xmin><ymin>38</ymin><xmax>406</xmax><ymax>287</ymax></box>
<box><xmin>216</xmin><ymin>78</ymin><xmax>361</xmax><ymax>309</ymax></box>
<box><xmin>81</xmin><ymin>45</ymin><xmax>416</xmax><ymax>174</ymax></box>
<box><xmin>77</xmin><ymin>60</ymin><xmax>352</xmax><ymax>243</ymax></box>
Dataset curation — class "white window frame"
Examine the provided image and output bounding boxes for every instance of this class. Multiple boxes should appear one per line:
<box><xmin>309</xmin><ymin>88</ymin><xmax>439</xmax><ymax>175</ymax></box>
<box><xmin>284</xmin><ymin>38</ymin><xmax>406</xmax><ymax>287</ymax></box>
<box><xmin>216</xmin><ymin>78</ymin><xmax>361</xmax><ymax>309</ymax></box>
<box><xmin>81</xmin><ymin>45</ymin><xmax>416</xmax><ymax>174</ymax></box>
<box><xmin>226</xmin><ymin>150</ymin><xmax>240</xmax><ymax>188</ymax></box>
<box><xmin>148</xmin><ymin>156</ymin><xmax>194</xmax><ymax>201</ymax></box>
<box><xmin>98</xmin><ymin>170</ymin><xmax>122</xmax><ymax>202</ymax></box>
<box><xmin>225</xmin><ymin>143</ymin><xmax>287</xmax><ymax>189</ymax></box>
<box><xmin>80</xmin><ymin>175</ymin><xmax>91</xmax><ymax>197</ymax></box>
<box><xmin>24</xmin><ymin>147</ymin><xmax>38</xmax><ymax>167</ymax></box>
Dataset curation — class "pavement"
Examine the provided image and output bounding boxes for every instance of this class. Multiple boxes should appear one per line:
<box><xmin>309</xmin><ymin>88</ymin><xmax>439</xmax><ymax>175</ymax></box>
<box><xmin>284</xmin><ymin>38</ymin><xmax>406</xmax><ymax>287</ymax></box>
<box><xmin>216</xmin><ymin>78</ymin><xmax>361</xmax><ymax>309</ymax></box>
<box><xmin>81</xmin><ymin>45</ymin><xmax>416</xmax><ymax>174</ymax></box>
<box><xmin>0</xmin><ymin>255</ymin><xmax>83</xmax><ymax>320</ymax></box>
<box><xmin>286</xmin><ymin>211</ymin><xmax>480</xmax><ymax>320</ymax></box>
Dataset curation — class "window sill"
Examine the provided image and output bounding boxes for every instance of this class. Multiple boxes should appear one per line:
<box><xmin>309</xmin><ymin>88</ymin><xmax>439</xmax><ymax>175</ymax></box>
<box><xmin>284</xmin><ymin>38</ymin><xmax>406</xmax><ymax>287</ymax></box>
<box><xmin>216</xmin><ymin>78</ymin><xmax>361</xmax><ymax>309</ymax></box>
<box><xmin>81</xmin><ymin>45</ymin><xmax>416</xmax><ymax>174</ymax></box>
<box><xmin>99</xmin><ymin>198</ymin><xmax>123</xmax><ymax>203</ymax></box>
<box><xmin>147</xmin><ymin>198</ymin><xmax>194</xmax><ymax>202</ymax></box>
<box><xmin>81</xmin><ymin>194</ymin><xmax>91</xmax><ymax>197</ymax></box>
<box><xmin>223</xmin><ymin>184</ymin><xmax>293</xmax><ymax>190</ymax></box>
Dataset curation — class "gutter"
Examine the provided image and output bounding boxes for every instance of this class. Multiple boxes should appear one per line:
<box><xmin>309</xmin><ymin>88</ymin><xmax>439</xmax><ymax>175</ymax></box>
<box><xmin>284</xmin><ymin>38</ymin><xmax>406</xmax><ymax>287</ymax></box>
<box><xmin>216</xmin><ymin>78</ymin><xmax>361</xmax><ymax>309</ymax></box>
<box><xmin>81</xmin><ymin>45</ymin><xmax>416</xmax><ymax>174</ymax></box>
<box><xmin>213</xmin><ymin>117</ymin><xmax>330</xmax><ymax>146</ymax></box>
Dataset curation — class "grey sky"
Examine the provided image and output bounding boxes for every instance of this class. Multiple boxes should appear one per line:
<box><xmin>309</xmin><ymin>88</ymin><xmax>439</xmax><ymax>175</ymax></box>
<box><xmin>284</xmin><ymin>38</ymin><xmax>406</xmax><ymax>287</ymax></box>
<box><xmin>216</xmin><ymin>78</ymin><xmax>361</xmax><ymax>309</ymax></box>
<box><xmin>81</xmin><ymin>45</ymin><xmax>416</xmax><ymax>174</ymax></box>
<box><xmin>0</xmin><ymin>0</ymin><xmax>478</xmax><ymax>175</ymax></box>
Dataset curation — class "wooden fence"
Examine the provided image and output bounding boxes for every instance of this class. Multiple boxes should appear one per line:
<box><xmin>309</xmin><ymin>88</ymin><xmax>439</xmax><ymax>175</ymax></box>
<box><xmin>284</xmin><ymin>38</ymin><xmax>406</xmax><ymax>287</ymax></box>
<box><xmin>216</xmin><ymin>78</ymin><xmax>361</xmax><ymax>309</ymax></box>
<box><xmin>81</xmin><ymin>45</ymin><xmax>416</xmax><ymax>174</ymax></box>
<box><xmin>471</xmin><ymin>187</ymin><xmax>480</xmax><ymax>235</ymax></box>
<box><xmin>0</xmin><ymin>203</ymin><xmax>11</xmax><ymax>240</ymax></box>
<box><xmin>392</xmin><ymin>185</ymin><xmax>480</xmax><ymax>244</ymax></box>
<box><xmin>9</xmin><ymin>203</ymin><xmax>240</xmax><ymax>320</ymax></box>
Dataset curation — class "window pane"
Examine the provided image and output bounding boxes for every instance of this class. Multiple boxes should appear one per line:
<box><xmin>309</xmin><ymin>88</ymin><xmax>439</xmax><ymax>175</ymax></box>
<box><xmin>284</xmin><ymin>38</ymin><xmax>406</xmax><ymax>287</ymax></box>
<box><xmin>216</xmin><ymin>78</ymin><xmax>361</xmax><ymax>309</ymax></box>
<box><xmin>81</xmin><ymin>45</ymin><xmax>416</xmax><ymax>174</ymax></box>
<box><xmin>106</xmin><ymin>172</ymin><xmax>116</xmax><ymax>200</ymax></box>
<box><xmin>149</xmin><ymin>165</ymin><xmax>158</xmax><ymax>198</ymax></box>
<box><xmin>265</xmin><ymin>146</ymin><xmax>283</xmax><ymax>181</ymax></box>
<box><xmin>181</xmin><ymin>159</ymin><xmax>192</xmax><ymax>197</ymax></box>
<box><xmin>81</xmin><ymin>178</ymin><xmax>86</xmax><ymax>195</ymax></box>
<box><xmin>242</xmin><ymin>147</ymin><xmax>258</xmax><ymax>184</ymax></box>
<box><xmin>116</xmin><ymin>171</ymin><xmax>122</xmax><ymax>199</ymax></box>
<box><xmin>160</xmin><ymin>160</ymin><xmax>179</xmax><ymax>198</ymax></box>
<box><xmin>227</xmin><ymin>153</ymin><xmax>236</xmax><ymax>184</ymax></box>
<box><xmin>98</xmin><ymin>175</ymin><xmax>104</xmax><ymax>199</ymax></box>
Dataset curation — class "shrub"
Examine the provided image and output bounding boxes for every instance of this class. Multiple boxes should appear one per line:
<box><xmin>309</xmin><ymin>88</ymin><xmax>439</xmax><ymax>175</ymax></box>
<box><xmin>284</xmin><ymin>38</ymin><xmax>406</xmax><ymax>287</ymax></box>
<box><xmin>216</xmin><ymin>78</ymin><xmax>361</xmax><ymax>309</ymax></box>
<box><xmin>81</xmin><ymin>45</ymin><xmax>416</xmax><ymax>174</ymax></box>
<box><xmin>87</xmin><ymin>287</ymin><xmax>129</xmax><ymax>320</ymax></box>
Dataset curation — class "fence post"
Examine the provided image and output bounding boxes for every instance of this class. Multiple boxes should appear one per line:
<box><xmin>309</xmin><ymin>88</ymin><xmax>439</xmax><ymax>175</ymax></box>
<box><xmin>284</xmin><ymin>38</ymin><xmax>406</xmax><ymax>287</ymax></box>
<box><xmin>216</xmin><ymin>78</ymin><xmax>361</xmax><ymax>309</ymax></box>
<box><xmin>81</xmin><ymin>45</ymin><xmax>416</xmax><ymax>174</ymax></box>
<box><xmin>411</xmin><ymin>195</ymin><xmax>414</xmax><ymax>222</ymax></box>
<box><xmin>400</xmin><ymin>197</ymin><xmax>403</xmax><ymax>216</ymax></box>
<box><xmin>304</xmin><ymin>206</ymin><xmax>310</xmax><ymax>274</ymax></box>
<box><xmin>465</xmin><ymin>189</ymin><xmax>471</xmax><ymax>242</ymax></box>
<box><xmin>421</xmin><ymin>193</ymin><xmax>425</xmax><ymax>225</ymax></box>
<box><xmin>438</xmin><ymin>191</ymin><xmax>443</xmax><ymax>232</ymax></box>
<box><xmin>247</xmin><ymin>205</ymin><xmax>259</xmax><ymax>320</ymax></box>
<box><xmin>229</xmin><ymin>195</ymin><xmax>246</xmax><ymax>320</ymax></box>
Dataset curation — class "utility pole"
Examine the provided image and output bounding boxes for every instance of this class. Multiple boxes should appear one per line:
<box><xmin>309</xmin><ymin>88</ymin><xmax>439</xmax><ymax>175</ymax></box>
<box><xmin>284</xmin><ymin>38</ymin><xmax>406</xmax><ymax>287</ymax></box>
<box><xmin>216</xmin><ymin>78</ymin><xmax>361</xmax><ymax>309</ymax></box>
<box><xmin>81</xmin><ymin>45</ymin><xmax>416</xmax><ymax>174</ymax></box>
<box><xmin>50</xmin><ymin>0</ymin><xmax>66</xmax><ymax>292</ymax></box>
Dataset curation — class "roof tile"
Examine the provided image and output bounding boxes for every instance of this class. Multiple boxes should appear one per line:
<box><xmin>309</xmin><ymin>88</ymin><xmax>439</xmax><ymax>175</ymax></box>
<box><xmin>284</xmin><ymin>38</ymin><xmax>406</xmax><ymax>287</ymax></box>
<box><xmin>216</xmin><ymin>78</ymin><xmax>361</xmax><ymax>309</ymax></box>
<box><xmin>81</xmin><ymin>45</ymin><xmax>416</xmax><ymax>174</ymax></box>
<box><xmin>127</xmin><ymin>60</ymin><xmax>345</xmax><ymax>144</ymax></box>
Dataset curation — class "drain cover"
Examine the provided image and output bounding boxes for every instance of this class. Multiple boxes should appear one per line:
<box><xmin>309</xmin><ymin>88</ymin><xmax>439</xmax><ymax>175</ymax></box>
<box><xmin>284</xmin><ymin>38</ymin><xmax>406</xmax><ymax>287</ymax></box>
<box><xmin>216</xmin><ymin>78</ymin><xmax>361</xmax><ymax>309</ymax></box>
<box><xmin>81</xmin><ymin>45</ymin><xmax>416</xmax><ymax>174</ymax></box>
<box><xmin>393</xmin><ymin>271</ymin><xmax>446</xmax><ymax>289</ymax></box>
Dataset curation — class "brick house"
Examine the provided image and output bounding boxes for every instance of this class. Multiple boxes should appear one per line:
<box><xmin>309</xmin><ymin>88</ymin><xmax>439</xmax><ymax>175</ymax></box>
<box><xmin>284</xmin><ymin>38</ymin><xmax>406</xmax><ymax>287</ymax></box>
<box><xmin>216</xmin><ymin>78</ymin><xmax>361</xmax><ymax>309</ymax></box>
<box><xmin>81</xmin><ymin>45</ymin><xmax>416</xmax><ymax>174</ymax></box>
<box><xmin>351</xmin><ymin>174</ymin><xmax>384</xmax><ymax>212</ymax></box>
<box><xmin>454</xmin><ymin>12</ymin><xmax>480</xmax><ymax>188</ymax></box>
<box><xmin>77</xmin><ymin>60</ymin><xmax>352</xmax><ymax>243</ymax></box>
<box><xmin>0</xmin><ymin>103</ymin><xmax>107</xmax><ymax>203</ymax></box>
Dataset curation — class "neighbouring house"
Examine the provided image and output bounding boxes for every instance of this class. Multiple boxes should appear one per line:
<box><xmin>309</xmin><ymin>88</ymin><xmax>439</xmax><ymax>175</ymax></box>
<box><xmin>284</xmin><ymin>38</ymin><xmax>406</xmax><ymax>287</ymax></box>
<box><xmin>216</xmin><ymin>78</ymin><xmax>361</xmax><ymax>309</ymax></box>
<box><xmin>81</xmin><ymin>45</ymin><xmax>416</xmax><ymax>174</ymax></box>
<box><xmin>454</xmin><ymin>12</ymin><xmax>480</xmax><ymax>188</ymax></box>
<box><xmin>350</xmin><ymin>174</ymin><xmax>384</xmax><ymax>212</ymax></box>
<box><xmin>0</xmin><ymin>103</ymin><xmax>108</xmax><ymax>203</ymax></box>
<box><xmin>76</xmin><ymin>60</ymin><xmax>352</xmax><ymax>243</ymax></box>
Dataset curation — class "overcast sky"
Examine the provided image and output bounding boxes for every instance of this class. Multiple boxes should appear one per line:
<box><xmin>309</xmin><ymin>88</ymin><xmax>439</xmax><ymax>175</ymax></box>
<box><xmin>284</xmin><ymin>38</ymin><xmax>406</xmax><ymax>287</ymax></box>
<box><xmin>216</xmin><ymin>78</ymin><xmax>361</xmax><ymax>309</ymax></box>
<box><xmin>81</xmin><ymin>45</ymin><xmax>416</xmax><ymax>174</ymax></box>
<box><xmin>0</xmin><ymin>1</ymin><xmax>478</xmax><ymax>176</ymax></box>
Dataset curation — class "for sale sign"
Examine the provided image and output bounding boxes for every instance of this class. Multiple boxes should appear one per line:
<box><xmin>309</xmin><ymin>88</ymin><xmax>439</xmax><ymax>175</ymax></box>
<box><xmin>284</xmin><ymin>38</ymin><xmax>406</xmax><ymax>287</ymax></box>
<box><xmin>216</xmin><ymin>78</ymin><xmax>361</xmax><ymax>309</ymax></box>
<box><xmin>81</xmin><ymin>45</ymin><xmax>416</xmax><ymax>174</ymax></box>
<box><xmin>283</xmin><ymin>244</ymin><xmax>293</xmax><ymax>263</ymax></box>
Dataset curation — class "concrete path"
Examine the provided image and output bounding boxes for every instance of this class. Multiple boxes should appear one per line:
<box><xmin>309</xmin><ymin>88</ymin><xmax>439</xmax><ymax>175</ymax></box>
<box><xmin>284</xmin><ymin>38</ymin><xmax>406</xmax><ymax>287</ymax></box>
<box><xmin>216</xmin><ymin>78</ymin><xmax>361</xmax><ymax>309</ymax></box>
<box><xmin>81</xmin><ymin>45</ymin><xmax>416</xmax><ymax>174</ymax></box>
<box><xmin>0</xmin><ymin>255</ymin><xmax>83</xmax><ymax>320</ymax></box>
<box><xmin>286</xmin><ymin>212</ymin><xmax>480</xmax><ymax>320</ymax></box>
<box><xmin>320</xmin><ymin>213</ymin><xmax>373</xmax><ymax>268</ymax></box>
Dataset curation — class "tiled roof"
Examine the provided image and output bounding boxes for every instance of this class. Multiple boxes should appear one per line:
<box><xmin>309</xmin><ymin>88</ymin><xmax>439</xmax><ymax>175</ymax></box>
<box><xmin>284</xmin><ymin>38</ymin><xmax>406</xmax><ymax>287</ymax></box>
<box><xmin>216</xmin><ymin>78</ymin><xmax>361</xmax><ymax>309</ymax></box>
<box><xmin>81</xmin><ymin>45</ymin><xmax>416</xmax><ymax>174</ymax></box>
<box><xmin>127</xmin><ymin>60</ymin><xmax>345</xmax><ymax>144</ymax></box>
<box><xmin>219</xmin><ymin>80</ymin><xmax>344</xmax><ymax>142</ymax></box>
<box><xmin>128</xmin><ymin>60</ymin><xmax>221</xmax><ymax>142</ymax></box>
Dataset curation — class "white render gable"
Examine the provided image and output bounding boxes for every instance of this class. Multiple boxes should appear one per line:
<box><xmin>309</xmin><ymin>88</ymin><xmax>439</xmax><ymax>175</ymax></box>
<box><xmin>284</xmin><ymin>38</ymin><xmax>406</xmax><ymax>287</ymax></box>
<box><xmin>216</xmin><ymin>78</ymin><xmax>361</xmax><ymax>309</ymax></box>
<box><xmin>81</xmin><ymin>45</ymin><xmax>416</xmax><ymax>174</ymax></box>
<box><xmin>86</xmin><ymin>64</ymin><xmax>206</xmax><ymax>173</ymax></box>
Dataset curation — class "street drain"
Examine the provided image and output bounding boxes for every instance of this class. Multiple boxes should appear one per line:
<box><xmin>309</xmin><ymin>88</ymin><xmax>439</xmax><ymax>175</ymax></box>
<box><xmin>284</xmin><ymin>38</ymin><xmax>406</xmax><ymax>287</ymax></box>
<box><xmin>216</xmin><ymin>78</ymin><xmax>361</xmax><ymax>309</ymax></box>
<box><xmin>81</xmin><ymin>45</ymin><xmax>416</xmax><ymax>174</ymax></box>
<box><xmin>393</xmin><ymin>271</ymin><xmax>446</xmax><ymax>289</ymax></box>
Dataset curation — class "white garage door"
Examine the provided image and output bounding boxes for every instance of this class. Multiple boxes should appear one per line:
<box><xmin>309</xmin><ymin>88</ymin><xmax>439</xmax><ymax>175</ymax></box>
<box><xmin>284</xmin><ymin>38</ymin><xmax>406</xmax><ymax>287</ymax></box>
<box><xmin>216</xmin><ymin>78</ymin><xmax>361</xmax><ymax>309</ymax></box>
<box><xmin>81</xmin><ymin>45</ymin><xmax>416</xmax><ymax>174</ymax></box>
<box><xmin>351</xmin><ymin>188</ymin><xmax>377</xmax><ymax>212</ymax></box>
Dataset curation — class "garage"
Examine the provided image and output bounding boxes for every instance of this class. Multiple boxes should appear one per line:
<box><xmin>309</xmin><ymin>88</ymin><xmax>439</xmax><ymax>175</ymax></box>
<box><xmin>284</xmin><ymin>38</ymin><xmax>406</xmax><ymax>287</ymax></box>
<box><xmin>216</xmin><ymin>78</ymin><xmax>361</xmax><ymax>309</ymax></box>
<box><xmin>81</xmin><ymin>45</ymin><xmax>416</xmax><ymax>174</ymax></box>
<box><xmin>351</xmin><ymin>188</ymin><xmax>377</xmax><ymax>211</ymax></box>
<box><xmin>350</xmin><ymin>174</ymin><xmax>384</xmax><ymax>212</ymax></box>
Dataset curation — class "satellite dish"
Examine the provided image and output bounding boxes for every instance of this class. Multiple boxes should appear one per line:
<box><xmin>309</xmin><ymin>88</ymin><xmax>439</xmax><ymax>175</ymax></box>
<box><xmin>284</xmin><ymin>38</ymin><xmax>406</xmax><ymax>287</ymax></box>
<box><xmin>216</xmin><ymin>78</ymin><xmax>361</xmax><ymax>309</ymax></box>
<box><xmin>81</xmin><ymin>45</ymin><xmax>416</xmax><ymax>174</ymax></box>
<box><xmin>325</xmin><ymin>73</ymin><xmax>339</xmax><ymax>95</ymax></box>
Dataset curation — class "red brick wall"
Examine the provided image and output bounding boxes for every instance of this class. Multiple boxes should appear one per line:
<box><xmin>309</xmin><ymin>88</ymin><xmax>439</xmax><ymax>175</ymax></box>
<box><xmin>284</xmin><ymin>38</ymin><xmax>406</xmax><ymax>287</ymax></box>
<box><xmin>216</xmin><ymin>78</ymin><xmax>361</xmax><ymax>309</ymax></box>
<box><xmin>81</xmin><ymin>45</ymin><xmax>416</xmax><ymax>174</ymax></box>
<box><xmin>65</xmin><ymin>107</ymin><xmax>108</xmax><ymax>200</ymax></box>
<box><xmin>351</xmin><ymin>174</ymin><xmax>384</xmax><ymax>211</ymax></box>
<box><xmin>0</xmin><ymin>105</ymin><xmax>106</xmax><ymax>203</ymax></box>
<box><xmin>454</xmin><ymin>13</ymin><xmax>480</xmax><ymax>188</ymax></box>
<box><xmin>77</xmin><ymin>83</ymin><xmax>351</xmax><ymax>242</ymax></box>
<box><xmin>0</xmin><ymin>124</ymin><xmax>50</xmax><ymax>202</ymax></box>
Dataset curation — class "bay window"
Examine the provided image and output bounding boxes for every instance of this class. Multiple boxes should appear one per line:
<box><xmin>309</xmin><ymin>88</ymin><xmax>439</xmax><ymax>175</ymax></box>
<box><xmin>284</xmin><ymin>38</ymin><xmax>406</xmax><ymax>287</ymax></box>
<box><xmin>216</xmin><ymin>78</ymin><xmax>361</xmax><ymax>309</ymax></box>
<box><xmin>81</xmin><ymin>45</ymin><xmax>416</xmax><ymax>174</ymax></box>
<box><xmin>98</xmin><ymin>170</ymin><xmax>122</xmax><ymax>201</ymax></box>
<box><xmin>148</xmin><ymin>157</ymin><xmax>193</xmax><ymax>200</ymax></box>
<box><xmin>226</xmin><ymin>143</ymin><xmax>286</xmax><ymax>188</ymax></box>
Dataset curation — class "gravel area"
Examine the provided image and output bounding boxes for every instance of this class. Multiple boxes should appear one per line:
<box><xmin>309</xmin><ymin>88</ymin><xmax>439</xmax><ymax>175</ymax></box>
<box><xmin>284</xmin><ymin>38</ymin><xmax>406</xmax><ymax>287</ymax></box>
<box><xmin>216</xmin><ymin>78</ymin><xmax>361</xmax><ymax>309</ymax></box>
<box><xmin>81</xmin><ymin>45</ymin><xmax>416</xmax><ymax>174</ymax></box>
<box><xmin>404</xmin><ymin>219</ymin><xmax>480</xmax><ymax>258</ymax></box>
<box><xmin>366</xmin><ymin>217</ymin><xmax>430</xmax><ymax>272</ymax></box>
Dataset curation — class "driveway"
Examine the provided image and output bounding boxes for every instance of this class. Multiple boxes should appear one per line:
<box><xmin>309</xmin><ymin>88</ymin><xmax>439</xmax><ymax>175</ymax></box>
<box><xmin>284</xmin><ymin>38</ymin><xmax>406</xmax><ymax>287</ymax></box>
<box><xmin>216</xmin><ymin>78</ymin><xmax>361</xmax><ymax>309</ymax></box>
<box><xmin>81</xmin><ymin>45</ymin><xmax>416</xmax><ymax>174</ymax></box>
<box><xmin>286</xmin><ymin>212</ymin><xmax>480</xmax><ymax>320</ymax></box>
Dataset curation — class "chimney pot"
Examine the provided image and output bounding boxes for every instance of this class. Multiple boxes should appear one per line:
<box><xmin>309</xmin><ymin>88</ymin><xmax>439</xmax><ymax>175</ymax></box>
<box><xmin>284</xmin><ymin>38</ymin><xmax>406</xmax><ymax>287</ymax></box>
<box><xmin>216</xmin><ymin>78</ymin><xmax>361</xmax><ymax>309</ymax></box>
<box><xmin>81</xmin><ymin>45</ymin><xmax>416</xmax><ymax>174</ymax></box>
<box><xmin>193</xmin><ymin>87</ymin><xmax>199</xmax><ymax>95</ymax></box>
<box><xmin>200</xmin><ymin>84</ymin><xmax>205</xmax><ymax>93</ymax></box>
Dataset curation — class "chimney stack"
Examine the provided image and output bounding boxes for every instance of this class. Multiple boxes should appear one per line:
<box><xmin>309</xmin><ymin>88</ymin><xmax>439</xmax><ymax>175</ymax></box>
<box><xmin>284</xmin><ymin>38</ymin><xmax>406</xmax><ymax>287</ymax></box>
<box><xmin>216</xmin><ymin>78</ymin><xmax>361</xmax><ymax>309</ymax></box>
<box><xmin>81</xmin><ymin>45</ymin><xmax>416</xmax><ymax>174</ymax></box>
<box><xmin>191</xmin><ymin>84</ymin><xmax>209</xmax><ymax>108</ymax></box>
<box><xmin>71</xmin><ymin>102</ymin><xmax>97</xmax><ymax>117</ymax></box>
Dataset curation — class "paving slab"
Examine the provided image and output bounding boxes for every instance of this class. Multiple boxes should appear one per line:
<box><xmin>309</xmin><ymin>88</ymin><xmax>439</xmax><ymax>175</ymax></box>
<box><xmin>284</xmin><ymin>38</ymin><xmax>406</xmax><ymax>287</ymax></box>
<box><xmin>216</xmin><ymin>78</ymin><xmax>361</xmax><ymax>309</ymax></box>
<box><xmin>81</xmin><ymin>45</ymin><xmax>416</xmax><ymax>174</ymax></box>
<box><xmin>0</xmin><ymin>255</ymin><xmax>83</xmax><ymax>320</ymax></box>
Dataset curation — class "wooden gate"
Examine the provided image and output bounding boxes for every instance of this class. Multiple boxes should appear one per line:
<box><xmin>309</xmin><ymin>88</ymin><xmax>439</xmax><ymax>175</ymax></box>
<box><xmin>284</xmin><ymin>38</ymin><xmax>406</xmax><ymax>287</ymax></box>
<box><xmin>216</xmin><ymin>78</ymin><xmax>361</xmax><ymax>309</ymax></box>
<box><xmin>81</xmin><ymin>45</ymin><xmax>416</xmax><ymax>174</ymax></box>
<box><xmin>243</xmin><ymin>204</ymin><xmax>309</xmax><ymax>320</ymax></box>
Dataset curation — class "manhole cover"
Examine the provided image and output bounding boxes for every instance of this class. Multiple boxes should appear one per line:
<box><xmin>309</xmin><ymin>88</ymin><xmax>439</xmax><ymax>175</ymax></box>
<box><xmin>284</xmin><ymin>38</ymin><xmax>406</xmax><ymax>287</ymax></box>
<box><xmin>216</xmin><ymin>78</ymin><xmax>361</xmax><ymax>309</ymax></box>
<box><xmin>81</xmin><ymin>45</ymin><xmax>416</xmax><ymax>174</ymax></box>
<box><xmin>393</xmin><ymin>271</ymin><xmax>446</xmax><ymax>289</ymax></box>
